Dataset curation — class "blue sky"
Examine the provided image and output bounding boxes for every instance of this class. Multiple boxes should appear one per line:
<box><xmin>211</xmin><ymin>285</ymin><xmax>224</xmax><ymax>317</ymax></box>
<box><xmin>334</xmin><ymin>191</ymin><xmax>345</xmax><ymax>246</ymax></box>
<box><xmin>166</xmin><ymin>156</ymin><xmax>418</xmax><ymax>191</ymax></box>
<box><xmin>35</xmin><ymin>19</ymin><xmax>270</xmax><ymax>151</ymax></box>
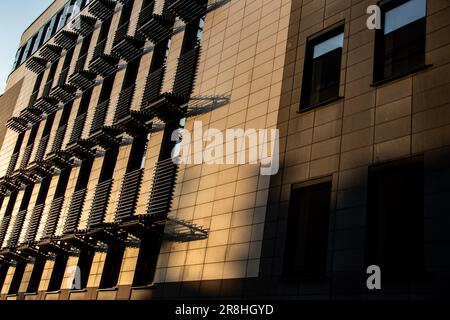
<box><xmin>0</xmin><ymin>0</ymin><xmax>54</xmax><ymax>94</ymax></box>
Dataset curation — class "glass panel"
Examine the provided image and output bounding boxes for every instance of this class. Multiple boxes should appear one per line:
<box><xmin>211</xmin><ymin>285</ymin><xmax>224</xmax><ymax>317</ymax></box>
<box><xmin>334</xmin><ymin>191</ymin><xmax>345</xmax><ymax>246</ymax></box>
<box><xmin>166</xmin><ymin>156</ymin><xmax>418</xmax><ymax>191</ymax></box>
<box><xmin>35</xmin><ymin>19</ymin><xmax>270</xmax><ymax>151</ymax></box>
<box><xmin>31</xmin><ymin>29</ymin><xmax>44</xmax><ymax>54</ymax></box>
<box><xmin>20</xmin><ymin>39</ymin><xmax>33</xmax><ymax>64</ymax></box>
<box><xmin>313</xmin><ymin>32</ymin><xmax>344</xmax><ymax>59</ymax></box>
<box><xmin>44</xmin><ymin>16</ymin><xmax>57</xmax><ymax>43</ymax></box>
<box><xmin>12</xmin><ymin>48</ymin><xmax>24</xmax><ymax>70</ymax></box>
<box><xmin>384</xmin><ymin>0</ymin><xmax>426</xmax><ymax>34</ymax></box>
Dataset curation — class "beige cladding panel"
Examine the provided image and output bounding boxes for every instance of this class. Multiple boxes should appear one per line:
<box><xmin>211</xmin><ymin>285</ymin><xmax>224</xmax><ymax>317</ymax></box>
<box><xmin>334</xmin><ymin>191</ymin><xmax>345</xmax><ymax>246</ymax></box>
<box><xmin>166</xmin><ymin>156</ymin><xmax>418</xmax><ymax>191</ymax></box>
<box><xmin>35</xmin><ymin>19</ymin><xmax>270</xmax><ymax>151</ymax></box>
<box><xmin>18</xmin><ymin>263</ymin><xmax>35</xmax><ymax>294</ymax></box>
<box><xmin>1</xmin><ymin>266</ymin><xmax>16</xmax><ymax>295</ymax></box>
<box><xmin>38</xmin><ymin>260</ymin><xmax>55</xmax><ymax>292</ymax></box>
<box><xmin>87</xmin><ymin>251</ymin><xmax>107</xmax><ymax>288</ymax></box>
<box><xmin>61</xmin><ymin>256</ymin><xmax>80</xmax><ymax>290</ymax></box>
<box><xmin>161</xmin><ymin>30</ymin><xmax>184</xmax><ymax>94</ymax></box>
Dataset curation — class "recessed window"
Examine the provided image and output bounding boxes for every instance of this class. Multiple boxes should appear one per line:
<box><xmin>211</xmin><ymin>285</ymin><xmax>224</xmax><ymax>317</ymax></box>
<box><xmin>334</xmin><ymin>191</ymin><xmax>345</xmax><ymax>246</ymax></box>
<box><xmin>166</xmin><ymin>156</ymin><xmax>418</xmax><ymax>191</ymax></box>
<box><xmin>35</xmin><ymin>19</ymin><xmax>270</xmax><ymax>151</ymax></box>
<box><xmin>366</xmin><ymin>158</ymin><xmax>424</xmax><ymax>281</ymax></box>
<box><xmin>300</xmin><ymin>26</ymin><xmax>344</xmax><ymax>110</ymax></box>
<box><xmin>283</xmin><ymin>181</ymin><xmax>332</xmax><ymax>278</ymax></box>
<box><xmin>374</xmin><ymin>0</ymin><xmax>427</xmax><ymax>82</ymax></box>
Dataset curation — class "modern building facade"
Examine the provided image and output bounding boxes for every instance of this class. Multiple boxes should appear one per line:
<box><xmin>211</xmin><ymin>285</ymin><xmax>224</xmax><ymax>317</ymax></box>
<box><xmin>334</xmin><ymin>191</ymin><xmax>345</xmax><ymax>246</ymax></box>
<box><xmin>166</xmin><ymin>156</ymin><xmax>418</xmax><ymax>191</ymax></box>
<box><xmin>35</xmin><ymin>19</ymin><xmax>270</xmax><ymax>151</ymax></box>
<box><xmin>0</xmin><ymin>0</ymin><xmax>449</xmax><ymax>300</ymax></box>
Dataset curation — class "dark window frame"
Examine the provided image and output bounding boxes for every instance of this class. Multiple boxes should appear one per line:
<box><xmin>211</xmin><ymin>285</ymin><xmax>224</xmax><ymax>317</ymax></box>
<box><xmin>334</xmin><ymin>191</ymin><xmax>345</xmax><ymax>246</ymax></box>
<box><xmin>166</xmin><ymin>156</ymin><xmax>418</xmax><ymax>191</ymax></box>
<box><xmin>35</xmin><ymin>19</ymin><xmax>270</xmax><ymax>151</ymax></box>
<box><xmin>300</xmin><ymin>23</ymin><xmax>345</xmax><ymax>112</ymax></box>
<box><xmin>372</xmin><ymin>0</ymin><xmax>430</xmax><ymax>85</ymax></box>
<box><xmin>282</xmin><ymin>178</ymin><xmax>333</xmax><ymax>280</ymax></box>
<box><xmin>365</xmin><ymin>156</ymin><xmax>425</xmax><ymax>282</ymax></box>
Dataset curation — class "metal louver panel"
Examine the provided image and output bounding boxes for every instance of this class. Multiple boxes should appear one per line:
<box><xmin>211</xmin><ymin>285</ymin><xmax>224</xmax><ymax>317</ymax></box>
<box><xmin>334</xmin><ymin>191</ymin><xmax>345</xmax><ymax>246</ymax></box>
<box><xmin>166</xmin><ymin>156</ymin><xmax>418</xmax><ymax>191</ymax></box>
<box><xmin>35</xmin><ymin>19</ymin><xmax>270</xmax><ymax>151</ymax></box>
<box><xmin>173</xmin><ymin>46</ymin><xmax>201</xmax><ymax>97</ymax></box>
<box><xmin>28</xmin><ymin>90</ymin><xmax>40</xmax><ymax>108</ymax></box>
<box><xmin>71</xmin><ymin>15</ymin><xmax>97</xmax><ymax>37</ymax></box>
<box><xmin>87</xmin><ymin>179</ymin><xmax>113</xmax><ymax>228</ymax></box>
<box><xmin>34</xmin><ymin>96</ymin><xmax>60</xmax><ymax>115</ymax></box>
<box><xmin>114</xmin><ymin>84</ymin><xmax>135</xmax><ymax>123</ymax></box>
<box><xmin>141</xmin><ymin>67</ymin><xmax>165</xmax><ymax>108</ymax></box>
<box><xmin>42</xmin><ymin>197</ymin><xmax>64</xmax><ymax>239</ymax></box>
<box><xmin>167</xmin><ymin>0</ymin><xmax>207</xmax><ymax>23</ymax></box>
<box><xmin>7</xmin><ymin>210</ymin><xmax>27</xmax><ymax>248</ymax></box>
<box><xmin>34</xmin><ymin>134</ymin><xmax>50</xmax><ymax>163</ymax></box>
<box><xmin>20</xmin><ymin>144</ymin><xmax>34</xmax><ymax>170</ymax></box>
<box><xmin>51</xmin><ymin>125</ymin><xmax>67</xmax><ymax>153</ymax></box>
<box><xmin>90</xmin><ymin>100</ymin><xmax>110</xmax><ymax>135</ymax></box>
<box><xmin>6</xmin><ymin>117</ymin><xmax>29</xmax><ymax>133</ymax></box>
<box><xmin>26</xmin><ymin>57</ymin><xmax>48</xmax><ymax>74</ymax></box>
<box><xmin>69</xmin><ymin>54</ymin><xmax>97</xmax><ymax>91</ymax></box>
<box><xmin>0</xmin><ymin>214</ymin><xmax>12</xmax><ymax>248</ymax></box>
<box><xmin>137</xmin><ymin>4</ymin><xmax>174</xmax><ymax>44</ymax></box>
<box><xmin>49</xmin><ymin>68</ymin><xmax>78</xmax><ymax>104</ymax></box>
<box><xmin>54</xmin><ymin>30</ymin><xmax>79</xmax><ymax>50</ymax></box>
<box><xmin>25</xmin><ymin>204</ymin><xmax>45</xmax><ymax>243</ymax></box>
<box><xmin>148</xmin><ymin>158</ymin><xmax>178</xmax><ymax>217</ymax></box>
<box><xmin>63</xmin><ymin>189</ymin><xmax>87</xmax><ymax>234</ymax></box>
<box><xmin>111</xmin><ymin>22</ymin><xmax>145</xmax><ymax>62</ymax></box>
<box><xmin>89</xmin><ymin>39</ymin><xmax>119</xmax><ymax>77</ymax></box>
<box><xmin>20</xmin><ymin>107</ymin><xmax>42</xmax><ymax>123</ymax></box>
<box><xmin>69</xmin><ymin>113</ymin><xmax>87</xmax><ymax>144</ymax></box>
<box><xmin>6</xmin><ymin>152</ymin><xmax>19</xmax><ymax>177</ymax></box>
<box><xmin>39</xmin><ymin>44</ymin><xmax>63</xmax><ymax>63</ymax></box>
<box><xmin>88</xmin><ymin>0</ymin><xmax>117</xmax><ymax>21</ymax></box>
<box><xmin>115</xmin><ymin>169</ymin><xmax>144</xmax><ymax>223</ymax></box>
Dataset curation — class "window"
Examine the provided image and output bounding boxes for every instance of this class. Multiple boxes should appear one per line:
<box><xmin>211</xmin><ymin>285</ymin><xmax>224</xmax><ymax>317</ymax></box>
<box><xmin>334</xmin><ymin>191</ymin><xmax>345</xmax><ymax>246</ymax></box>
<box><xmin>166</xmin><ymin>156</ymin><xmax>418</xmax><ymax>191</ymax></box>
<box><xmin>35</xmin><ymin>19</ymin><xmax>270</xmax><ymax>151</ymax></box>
<box><xmin>8</xmin><ymin>261</ymin><xmax>27</xmax><ymax>295</ymax></box>
<box><xmin>374</xmin><ymin>0</ymin><xmax>427</xmax><ymax>82</ymax></box>
<box><xmin>12</xmin><ymin>47</ymin><xmax>25</xmax><ymax>70</ymax></box>
<box><xmin>300</xmin><ymin>25</ymin><xmax>344</xmax><ymax>110</ymax></box>
<box><xmin>30</xmin><ymin>31</ymin><xmax>42</xmax><ymax>55</ymax></box>
<box><xmin>20</xmin><ymin>39</ymin><xmax>33</xmax><ymax>65</ymax></box>
<box><xmin>366</xmin><ymin>158</ymin><xmax>424</xmax><ymax>281</ymax></box>
<box><xmin>11</xmin><ymin>0</ymin><xmax>93</xmax><ymax>71</ymax></box>
<box><xmin>47</xmin><ymin>255</ymin><xmax>68</xmax><ymax>292</ymax></box>
<box><xmin>44</xmin><ymin>15</ymin><xmax>58</xmax><ymax>43</ymax></box>
<box><xmin>56</xmin><ymin>4</ymin><xmax>71</xmax><ymax>31</ymax></box>
<box><xmin>99</xmin><ymin>242</ymin><xmax>125</xmax><ymax>289</ymax></box>
<box><xmin>26</xmin><ymin>258</ymin><xmax>46</xmax><ymax>293</ymax></box>
<box><xmin>283</xmin><ymin>180</ymin><xmax>332</xmax><ymax>278</ymax></box>
<box><xmin>132</xmin><ymin>232</ymin><xmax>160</xmax><ymax>287</ymax></box>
